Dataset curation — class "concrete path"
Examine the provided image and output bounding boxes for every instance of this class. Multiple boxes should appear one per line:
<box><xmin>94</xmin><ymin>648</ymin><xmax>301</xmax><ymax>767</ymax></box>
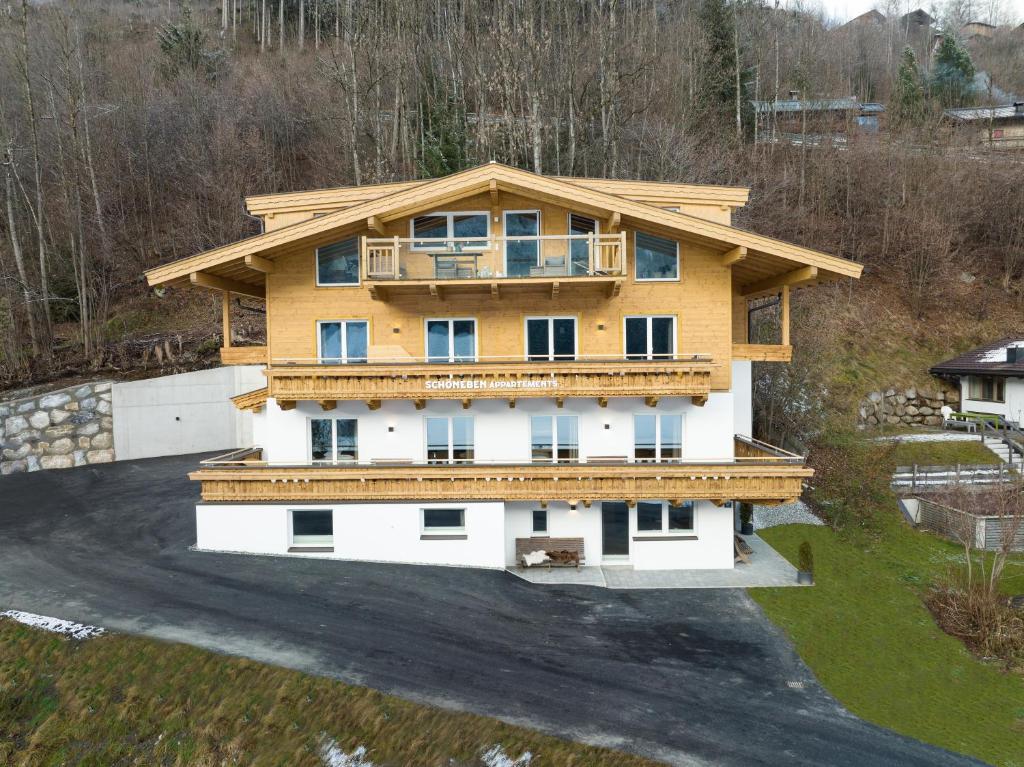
<box><xmin>0</xmin><ymin>454</ymin><xmax>985</xmax><ymax>767</ymax></box>
<box><xmin>510</xmin><ymin>534</ymin><xmax>803</xmax><ymax>588</ymax></box>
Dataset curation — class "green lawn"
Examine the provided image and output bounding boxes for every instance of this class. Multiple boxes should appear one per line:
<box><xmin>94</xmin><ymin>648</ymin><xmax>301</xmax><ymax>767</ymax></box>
<box><xmin>751</xmin><ymin>517</ymin><xmax>1024</xmax><ymax>767</ymax></box>
<box><xmin>0</xmin><ymin>621</ymin><xmax>661</xmax><ymax>767</ymax></box>
<box><xmin>889</xmin><ymin>439</ymin><xmax>1001</xmax><ymax>468</ymax></box>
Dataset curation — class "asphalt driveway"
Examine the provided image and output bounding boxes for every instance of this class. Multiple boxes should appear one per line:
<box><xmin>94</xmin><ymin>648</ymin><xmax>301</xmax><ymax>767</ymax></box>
<box><xmin>0</xmin><ymin>454</ymin><xmax>984</xmax><ymax>766</ymax></box>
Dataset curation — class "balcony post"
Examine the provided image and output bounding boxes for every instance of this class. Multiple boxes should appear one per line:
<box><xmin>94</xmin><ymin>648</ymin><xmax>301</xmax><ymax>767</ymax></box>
<box><xmin>393</xmin><ymin>235</ymin><xmax>401</xmax><ymax>279</ymax></box>
<box><xmin>221</xmin><ymin>290</ymin><xmax>232</xmax><ymax>348</ymax></box>
<box><xmin>619</xmin><ymin>230</ymin><xmax>627</xmax><ymax>274</ymax></box>
<box><xmin>781</xmin><ymin>284</ymin><xmax>790</xmax><ymax>346</ymax></box>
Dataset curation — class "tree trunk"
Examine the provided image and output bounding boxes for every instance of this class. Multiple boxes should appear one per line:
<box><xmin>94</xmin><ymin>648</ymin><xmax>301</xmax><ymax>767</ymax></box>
<box><xmin>298</xmin><ymin>0</ymin><xmax>305</xmax><ymax>50</ymax></box>
<box><xmin>2</xmin><ymin>145</ymin><xmax>40</xmax><ymax>357</ymax></box>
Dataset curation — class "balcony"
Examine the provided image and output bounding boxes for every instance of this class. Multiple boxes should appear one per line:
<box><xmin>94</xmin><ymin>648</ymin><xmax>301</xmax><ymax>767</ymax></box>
<box><xmin>262</xmin><ymin>355</ymin><xmax>714</xmax><ymax>409</ymax></box>
<box><xmin>360</xmin><ymin>233</ymin><xmax>627</xmax><ymax>300</ymax></box>
<box><xmin>189</xmin><ymin>437</ymin><xmax>811</xmax><ymax>505</ymax></box>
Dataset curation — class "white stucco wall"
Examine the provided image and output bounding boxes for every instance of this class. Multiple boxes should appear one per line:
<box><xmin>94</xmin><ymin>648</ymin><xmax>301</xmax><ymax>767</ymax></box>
<box><xmin>732</xmin><ymin>360</ymin><xmax>753</xmax><ymax>438</ymax></box>
<box><xmin>256</xmin><ymin>393</ymin><xmax>736</xmax><ymax>465</ymax></box>
<box><xmin>196</xmin><ymin>501</ymin><xmax>506</xmax><ymax>568</ymax></box>
<box><xmin>959</xmin><ymin>376</ymin><xmax>1024</xmax><ymax>425</ymax></box>
<box><xmin>112</xmin><ymin>366</ymin><xmax>265</xmax><ymax>459</ymax></box>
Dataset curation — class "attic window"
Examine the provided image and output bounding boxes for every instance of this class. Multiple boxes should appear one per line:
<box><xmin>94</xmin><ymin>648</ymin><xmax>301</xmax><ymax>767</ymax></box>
<box><xmin>317</xmin><ymin>237</ymin><xmax>360</xmax><ymax>286</ymax></box>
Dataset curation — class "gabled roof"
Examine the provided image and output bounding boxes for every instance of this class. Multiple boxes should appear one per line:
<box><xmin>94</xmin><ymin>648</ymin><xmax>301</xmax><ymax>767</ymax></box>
<box><xmin>931</xmin><ymin>338</ymin><xmax>1024</xmax><ymax>377</ymax></box>
<box><xmin>944</xmin><ymin>104</ymin><xmax>1024</xmax><ymax>122</ymax></box>
<box><xmin>244</xmin><ymin>175</ymin><xmax>750</xmax><ymax>217</ymax></box>
<box><xmin>145</xmin><ymin>162</ymin><xmax>862</xmax><ymax>295</ymax></box>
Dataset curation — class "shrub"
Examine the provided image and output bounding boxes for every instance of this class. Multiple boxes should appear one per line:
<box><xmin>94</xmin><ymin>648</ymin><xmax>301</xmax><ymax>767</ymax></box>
<box><xmin>798</xmin><ymin>541</ymin><xmax>813</xmax><ymax>573</ymax></box>
<box><xmin>739</xmin><ymin>502</ymin><xmax>752</xmax><ymax>525</ymax></box>
<box><xmin>924</xmin><ymin>583</ymin><xmax>1024</xmax><ymax>671</ymax></box>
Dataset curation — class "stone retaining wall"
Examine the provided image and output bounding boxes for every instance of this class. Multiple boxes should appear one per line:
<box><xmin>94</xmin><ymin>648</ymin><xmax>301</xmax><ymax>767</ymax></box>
<box><xmin>1</xmin><ymin>381</ymin><xmax>115</xmax><ymax>475</ymax></box>
<box><xmin>858</xmin><ymin>385</ymin><xmax>961</xmax><ymax>428</ymax></box>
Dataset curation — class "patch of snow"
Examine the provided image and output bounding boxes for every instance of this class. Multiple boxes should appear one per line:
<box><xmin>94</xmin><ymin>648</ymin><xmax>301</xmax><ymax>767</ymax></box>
<box><xmin>481</xmin><ymin>745</ymin><xmax>533</xmax><ymax>767</ymax></box>
<box><xmin>319</xmin><ymin>740</ymin><xmax>375</xmax><ymax>767</ymax></box>
<box><xmin>753</xmin><ymin>500</ymin><xmax>823</xmax><ymax>529</ymax></box>
<box><xmin>979</xmin><ymin>344</ymin><xmax>1017</xmax><ymax>363</ymax></box>
<box><xmin>1</xmin><ymin>610</ymin><xmax>105</xmax><ymax>640</ymax></box>
<box><xmin>872</xmin><ymin>432</ymin><xmax>979</xmax><ymax>443</ymax></box>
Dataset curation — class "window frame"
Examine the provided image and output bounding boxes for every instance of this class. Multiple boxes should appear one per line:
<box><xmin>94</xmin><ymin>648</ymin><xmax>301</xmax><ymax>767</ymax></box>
<box><xmin>530</xmin><ymin>414</ymin><xmax>581</xmax><ymax>464</ymax></box>
<box><xmin>315</xmin><ymin>237</ymin><xmax>361</xmax><ymax>287</ymax></box>
<box><xmin>309</xmin><ymin>417</ymin><xmax>359</xmax><ymax>463</ymax></box>
<box><xmin>632</xmin><ymin>413</ymin><xmax>684</xmax><ymax>463</ymax></box>
<box><xmin>532</xmin><ymin>509</ymin><xmax>548</xmax><ymax>534</ymax></box>
<box><xmin>633</xmin><ymin>230</ymin><xmax>680</xmax><ymax>282</ymax></box>
<box><xmin>316</xmin><ymin>319</ymin><xmax>369</xmax><ymax>364</ymax></box>
<box><xmin>421</xmin><ymin>507</ymin><xmax>467</xmax><ymax>533</ymax></box>
<box><xmin>503</xmin><ymin>209</ymin><xmax>543</xmax><ymax>275</ymax></box>
<box><xmin>424</xmin><ymin>415</ymin><xmax>475</xmax><ymax>464</ymax></box>
<box><xmin>969</xmin><ymin>375</ymin><xmax>1005</xmax><ymax>403</ymax></box>
<box><xmin>409</xmin><ymin>211</ymin><xmax>490</xmax><ymax>251</ymax></box>
<box><xmin>567</xmin><ymin>213</ymin><xmax>600</xmax><ymax>275</ymax></box>
<box><xmin>424</xmin><ymin>317</ymin><xmax>478</xmax><ymax>363</ymax></box>
<box><xmin>524</xmin><ymin>316</ymin><xmax>578</xmax><ymax>361</ymax></box>
<box><xmin>623</xmin><ymin>315</ymin><xmax>677</xmax><ymax>361</ymax></box>
<box><xmin>634</xmin><ymin>501</ymin><xmax>696</xmax><ymax>535</ymax></box>
<box><xmin>289</xmin><ymin>508</ymin><xmax>335</xmax><ymax>549</ymax></box>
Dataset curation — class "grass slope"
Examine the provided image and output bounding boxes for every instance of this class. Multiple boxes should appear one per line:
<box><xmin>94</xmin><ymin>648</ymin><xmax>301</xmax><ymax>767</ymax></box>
<box><xmin>888</xmin><ymin>439</ymin><xmax>1003</xmax><ymax>467</ymax></box>
<box><xmin>751</xmin><ymin>518</ymin><xmax>1024</xmax><ymax>767</ymax></box>
<box><xmin>0</xmin><ymin>621</ymin><xmax>661</xmax><ymax>767</ymax></box>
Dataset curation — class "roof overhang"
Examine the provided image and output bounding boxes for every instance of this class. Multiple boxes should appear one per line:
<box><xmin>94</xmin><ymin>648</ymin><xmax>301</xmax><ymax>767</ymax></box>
<box><xmin>145</xmin><ymin>163</ymin><xmax>862</xmax><ymax>295</ymax></box>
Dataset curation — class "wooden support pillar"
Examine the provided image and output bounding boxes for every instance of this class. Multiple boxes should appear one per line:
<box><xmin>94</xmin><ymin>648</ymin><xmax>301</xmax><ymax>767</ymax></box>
<box><xmin>781</xmin><ymin>284</ymin><xmax>790</xmax><ymax>346</ymax></box>
<box><xmin>221</xmin><ymin>291</ymin><xmax>232</xmax><ymax>347</ymax></box>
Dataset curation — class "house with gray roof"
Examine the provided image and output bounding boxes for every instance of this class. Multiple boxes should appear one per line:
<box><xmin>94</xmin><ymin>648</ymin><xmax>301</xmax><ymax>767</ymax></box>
<box><xmin>930</xmin><ymin>339</ymin><xmax>1024</xmax><ymax>425</ymax></box>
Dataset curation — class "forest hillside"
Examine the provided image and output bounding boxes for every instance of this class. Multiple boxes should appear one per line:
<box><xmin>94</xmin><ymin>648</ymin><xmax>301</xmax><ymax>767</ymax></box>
<box><xmin>1</xmin><ymin>0</ymin><xmax>1022</xmax><ymax>446</ymax></box>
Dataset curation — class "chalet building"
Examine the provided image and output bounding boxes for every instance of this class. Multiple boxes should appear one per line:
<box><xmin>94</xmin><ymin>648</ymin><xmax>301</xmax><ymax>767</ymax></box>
<box><xmin>943</xmin><ymin>103</ymin><xmax>1024</xmax><ymax>149</ymax></box>
<box><xmin>931</xmin><ymin>339</ymin><xmax>1024</xmax><ymax>426</ymax></box>
<box><xmin>751</xmin><ymin>97</ymin><xmax>885</xmax><ymax>147</ymax></box>
<box><xmin>145</xmin><ymin>163</ymin><xmax>861</xmax><ymax>570</ymax></box>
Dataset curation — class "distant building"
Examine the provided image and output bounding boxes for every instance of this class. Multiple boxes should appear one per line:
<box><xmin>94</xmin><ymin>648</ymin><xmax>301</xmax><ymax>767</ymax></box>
<box><xmin>931</xmin><ymin>340</ymin><xmax>1024</xmax><ymax>425</ymax></box>
<box><xmin>943</xmin><ymin>103</ymin><xmax>1024</xmax><ymax>149</ymax></box>
<box><xmin>840</xmin><ymin>9</ymin><xmax>886</xmax><ymax>29</ymax></box>
<box><xmin>961</xmin><ymin>20</ymin><xmax>997</xmax><ymax>40</ymax></box>
<box><xmin>899</xmin><ymin>8</ymin><xmax>935</xmax><ymax>32</ymax></box>
<box><xmin>751</xmin><ymin>96</ymin><xmax>885</xmax><ymax>147</ymax></box>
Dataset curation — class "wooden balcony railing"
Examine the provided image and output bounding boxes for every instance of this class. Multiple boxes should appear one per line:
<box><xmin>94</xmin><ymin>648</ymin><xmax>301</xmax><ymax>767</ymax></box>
<box><xmin>263</xmin><ymin>356</ymin><xmax>714</xmax><ymax>407</ymax></box>
<box><xmin>362</xmin><ymin>233</ymin><xmax>627</xmax><ymax>282</ymax></box>
<box><xmin>190</xmin><ymin>438</ymin><xmax>810</xmax><ymax>505</ymax></box>
<box><xmin>220</xmin><ymin>345</ymin><xmax>268</xmax><ymax>365</ymax></box>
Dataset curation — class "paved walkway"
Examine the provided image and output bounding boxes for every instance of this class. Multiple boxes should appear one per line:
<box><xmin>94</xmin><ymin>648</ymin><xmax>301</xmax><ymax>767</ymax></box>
<box><xmin>508</xmin><ymin>533</ymin><xmax>803</xmax><ymax>588</ymax></box>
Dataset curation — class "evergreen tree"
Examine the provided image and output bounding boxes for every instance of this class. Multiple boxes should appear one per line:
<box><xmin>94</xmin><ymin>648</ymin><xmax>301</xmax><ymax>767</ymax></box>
<box><xmin>932</xmin><ymin>34</ymin><xmax>975</xmax><ymax>108</ymax></box>
<box><xmin>697</xmin><ymin>0</ymin><xmax>737</xmax><ymax>121</ymax></box>
<box><xmin>157</xmin><ymin>7</ymin><xmax>225</xmax><ymax>81</ymax></box>
<box><xmin>892</xmin><ymin>47</ymin><xmax>925</xmax><ymax>128</ymax></box>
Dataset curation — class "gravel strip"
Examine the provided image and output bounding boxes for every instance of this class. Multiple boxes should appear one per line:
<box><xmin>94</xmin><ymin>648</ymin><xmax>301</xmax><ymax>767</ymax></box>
<box><xmin>753</xmin><ymin>500</ymin><xmax>823</xmax><ymax>529</ymax></box>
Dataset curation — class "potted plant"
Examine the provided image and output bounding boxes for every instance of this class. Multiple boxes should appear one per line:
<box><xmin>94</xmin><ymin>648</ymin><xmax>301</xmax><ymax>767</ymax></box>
<box><xmin>797</xmin><ymin>541</ymin><xmax>814</xmax><ymax>585</ymax></box>
<box><xmin>739</xmin><ymin>502</ymin><xmax>754</xmax><ymax>536</ymax></box>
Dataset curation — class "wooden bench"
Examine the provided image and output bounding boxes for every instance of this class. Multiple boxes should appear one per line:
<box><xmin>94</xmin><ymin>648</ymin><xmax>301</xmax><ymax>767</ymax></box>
<box><xmin>515</xmin><ymin>537</ymin><xmax>585</xmax><ymax>568</ymax></box>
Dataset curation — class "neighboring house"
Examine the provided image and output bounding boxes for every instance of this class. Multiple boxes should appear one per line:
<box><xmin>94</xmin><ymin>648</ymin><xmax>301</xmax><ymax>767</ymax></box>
<box><xmin>943</xmin><ymin>103</ymin><xmax>1024</xmax><ymax>148</ymax></box>
<box><xmin>930</xmin><ymin>339</ymin><xmax>1024</xmax><ymax>426</ymax></box>
<box><xmin>751</xmin><ymin>96</ymin><xmax>885</xmax><ymax>147</ymax></box>
<box><xmin>839</xmin><ymin>9</ymin><xmax>886</xmax><ymax>28</ymax></box>
<box><xmin>145</xmin><ymin>162</ymin><xmax>862</xmax><ymax>571</ymax></box>
<box><xmin>961</xmin><ymin>20</ymin><xmax>996</xmax><ymax>40</ymax></box>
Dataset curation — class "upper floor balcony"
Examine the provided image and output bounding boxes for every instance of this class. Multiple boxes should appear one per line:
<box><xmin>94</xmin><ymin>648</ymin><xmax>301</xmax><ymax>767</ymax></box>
<box><xmin>259</xmin><ymin>354</ymin><xmax>715</xmax><ymax>410</ymax></box>
<box><xmin>360</xmin><ymin>233</ymin><xmax>627</xmax><ymax>300</ymax></box>
<box><xmin>189</xmin><ymin>436</ymin><xmax>811</xmax><ymax>506</ymax></box>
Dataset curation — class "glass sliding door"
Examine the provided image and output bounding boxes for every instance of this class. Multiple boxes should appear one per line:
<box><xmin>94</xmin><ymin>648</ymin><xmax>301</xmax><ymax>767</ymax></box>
<box><xmin>426</xmin><ymin>416</ymin><xmax>474</xmax><ymax>463</ymax></box>
<box><xmin>426</xmin><ymin>319</ymin><xmax>477</xmax><ymax>363</ymax></box>
<box><xmin>531</xmin><ymin>415</ymin><xmax>579</xmax><ymax>463</ymax></box>
<box><xmin>624</xmin><ymin>316</ymin><xmax>675</xmax><ymax>360</ymax></box>
<box><xmin>526</xmin><ymin>317</ymin><xmax>576</xmax><ymax>361</ymax></box>
<box><xmin>310</xmin><ymin>418</ymin><xmax>358</xmax><ymax>463</ymax></box>
<box><xmin>318</xmin><ymin>320</ymin><xmax>368</xmax><ymax>364</ymax></box>
<box><xmin>504</xmin><ymin>211</ymin><xmax>540</xmax><ymax>277</ymax></box>
<box><xmin>568</xmin><ymin>214</ymin><xmax>598</xmax><ymax>275</ymax></box>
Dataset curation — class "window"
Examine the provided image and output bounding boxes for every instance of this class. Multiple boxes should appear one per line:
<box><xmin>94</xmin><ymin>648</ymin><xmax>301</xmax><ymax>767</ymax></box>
<box><xmin>532</xmin><ymin>509</ymin><xmax>548</xmax><ymax>533</ymax></box>
<box><xmin>318</xmin><ymin>320</ymin><xmax>368</xmax><ymax>364</ymax></box>
<box><xmin>633</xmin><ymin>414</ymin><xmax>683</xmax><ymax>462</ymax></box>
<box><xmin>625</xmin><ymin>316</ymin><xmax>675</xmax><ymax>360</ymax></box>
<box><xmin>634</xmin><ymin>231</ymin><xmax>678</xmax><ymax>280</ymax></box>
<box><xmin>969</xmin><ymin>376</ymin><xmax>1005</xmax><ymax>403</ymax></box>
<box><xmin>426</xmin><ymin>416</ymin><xmax>474</xmax><ymax>463</ymax></box>
<box><xmin>317</xmin><ymin>238</ymin><xmax>360</xmax><ymax>286</ymax></box>
<box><xmin>636</xmin><ymin>501</ymin><xmax>695</xmax><ymax>533</ymax></box>
<box><xmin>423</xmin><ymin>508</ymin><xmax>466</xmax><ymax>531</ymax></box>
<box><xmin>568</xmin><ymin>214</ymin><xmax>598</xmax><ymax>275</ymax></box>
<box><xmin>411</xmin><ymin>212</ymin><xmax>489</xmax><ymax>249</ymax></box>
<box><xmin>531</xmin><ymin>415</ymin><xmax>579</xmax><ymax>462</ymax></box>
<box><xmin>290</xmin><ymin>509</ymin><xmax>333</xmax><ymax>548</ymax></box>
<box><xmin>992</xmin><ymin>128</ymin><xmax>1004</xmax><ymax>139</ymax></box>
<box><xmin>505</xmin><ymin>211</ymin><xmax>541</xmax><ymax>277</ymax></box>
<box><xmin>526</xmin><ymin>317</ymin><xmax>576</xmax><ymax>361</ymax></box>
<box><xmin>310</xmin><ymin>418</ymin><xmax>358</xmax><ymax>462</ymax></box>
<box><xmin>426</xmin><ymin>319</ymin><xmax>476</xmax><ymax>362</ymax></box>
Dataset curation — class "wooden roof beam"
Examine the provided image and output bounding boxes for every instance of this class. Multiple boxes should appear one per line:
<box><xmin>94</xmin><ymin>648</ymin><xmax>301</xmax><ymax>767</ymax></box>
<box><xmin>721</xmin><ymin>246</ymin><xmax>747</xmax><ymax>267</ymax></box>
<box><xmin>189</xmin><ymin>271</ymin><xmax>265</xmax><ymax>300</ymax></box>
<box><xmin>243</xmin><ymin>254</ymin><xmax>275</xmax><ymax>274</ymax></box>
<box><xmin>367</xmin><ymin>215</ymin><xmax>386</xmax><ymax>234</ymax></box>
<box><xmin>742</xmin><ymin>266</ymin><xmax>818</xmax><ymax>298</ymax></box>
